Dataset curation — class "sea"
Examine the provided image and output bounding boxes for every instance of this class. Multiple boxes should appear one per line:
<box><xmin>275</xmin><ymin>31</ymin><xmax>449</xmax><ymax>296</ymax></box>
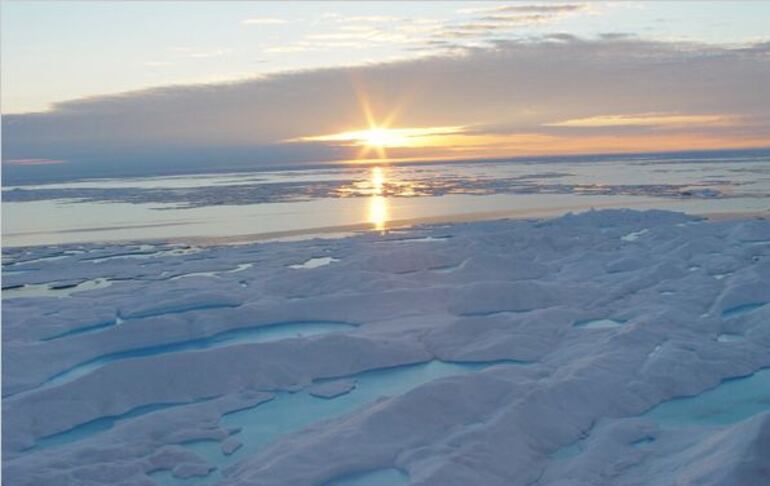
<box><xmin>3</xmin><ymin>149</ymin><xmax>769</xmax><ymax>248</ymax></box>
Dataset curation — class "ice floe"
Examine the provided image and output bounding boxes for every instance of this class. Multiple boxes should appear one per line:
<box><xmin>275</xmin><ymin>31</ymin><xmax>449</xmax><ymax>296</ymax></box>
<box><xmin>3</xmin><ymin>209</ymin><xmax>770</xmax><ymax>485</ymax></box>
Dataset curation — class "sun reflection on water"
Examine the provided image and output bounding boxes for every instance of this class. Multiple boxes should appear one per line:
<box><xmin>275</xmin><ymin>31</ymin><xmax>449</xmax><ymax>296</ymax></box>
<box><xmin>371</xmin><ymin>167</ymin><xmax>385</xmax><ymax>194</ymax></box>
<box><xmin>368</xmin><ymin>195</ymin><xmax>389</xmax><ymax>231</ymax></box>
<box><xmin>367</xmin><ymin>167</ymin><xmax>389</xmax><ymax>231</ymax></box>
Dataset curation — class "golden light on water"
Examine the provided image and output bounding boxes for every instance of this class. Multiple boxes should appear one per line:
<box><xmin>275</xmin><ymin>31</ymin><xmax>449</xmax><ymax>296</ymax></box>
<box><xmin>367</xmin><ymin>166</ymin><xmax>389</xmax><ymax>231</ymax></box>
<box><xmin>371</xmin><ymin>166</ymin><xmax>385</xmax><ymax>193</ymax></box>
<box><xmin>368</xmin><ymin>195</ymin><xmax>389</xmax><ymax>231</ymax></box>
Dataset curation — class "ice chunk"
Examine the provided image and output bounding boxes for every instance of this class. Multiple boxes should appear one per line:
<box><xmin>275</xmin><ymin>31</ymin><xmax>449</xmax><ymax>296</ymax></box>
<box><xmin>289</xmin><ymin>257</ymin><xmax>339</xmax><ymax>269</ymax></box>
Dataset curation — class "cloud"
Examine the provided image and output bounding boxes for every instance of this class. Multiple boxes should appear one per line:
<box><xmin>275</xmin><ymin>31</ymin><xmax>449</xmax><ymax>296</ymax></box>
<box><xmin>263</xmin><ymin>44</ymin><xmax>317</xmax><ymax>54</ymax></box>
<box><xmin>241</xmin><ymin>17</ymin><xmax>287</xmax><ymax>25</ymax></box>
<box><xmin>166</xmin><ymin>47</ymin><xmax>234</xmax><ymax>59</ymax></box>
<box><xmin>304</xmin><ymin>18</ymin><xmax>441</xmax><ymax>48</ymax></box>
<box><xmin>186</xmin><ymin>49</ymin><xmax>233</xmax><ymax>59</ymax></box>
<box><xmin>438</xmin><ymin>3</ymin><xmax>592</xmax><ymax>41</ymax></box>
<box><xmin>479</xmin><ymin>14</ymin><xmax>553</xmax><ymax>24</ymax></box>
<box><xmin>458</xmin><ymin>4</ymin><xmax>587</xmax><ymax>15</ymax></box>
<box><xmin>546</xmin><ymin>113</ymin><xmax>742</xmax><ymax>129</ymax></box>
<box><xmin>308</xmin><ymin>31</ymin><xmax>404</xmax><ymax>42</ymax></box>
<box><xmin>3</xmin><ymin>158</ymin><xmax>67</xmax><ymax>166</ymax></box>
<box><xmin>3</xmin><ymin>36</ymin><xmax>769</xmax><ymax>183</ymax></box>
<box><xmin>144</xmin><ymin>61</ymin><xmax>175</xmax><ymax>68</ymax></box>
<box><xmin>302</xmin><ymin>4</ymin><xmax>588</xmax><ymax>54</ymax></box>
<box><xmin>490</xmin><ymin>4</ymin><xmax>588</xmax><ymax>15</ymax></box>
<box><xmin>334</xmin><ymin>15</ymin><xmax>401</xmax><ymax>23</ymax></box>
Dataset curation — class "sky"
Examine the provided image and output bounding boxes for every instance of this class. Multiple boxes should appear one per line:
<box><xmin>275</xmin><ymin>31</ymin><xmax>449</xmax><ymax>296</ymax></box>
<box><xmin>2</xmin><ymin>1</ymin><xmax>770</xmax><ymax>182</ymax></box>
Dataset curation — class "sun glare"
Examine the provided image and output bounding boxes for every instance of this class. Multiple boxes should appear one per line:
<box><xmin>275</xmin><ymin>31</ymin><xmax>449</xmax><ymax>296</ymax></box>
<box><xmin>286</xmin><ymin>80</ymin><xmax>468</xmax><ymax>160</ymax></box>
<box><xmin>360</xmin><ymin>128</ymin><xmax>409</xmax><ymax>148</ymax></box>
<box><xmin>294</xmin><ymin>125</ymin><xmax>465</xmax><ymax>160</ymax></box>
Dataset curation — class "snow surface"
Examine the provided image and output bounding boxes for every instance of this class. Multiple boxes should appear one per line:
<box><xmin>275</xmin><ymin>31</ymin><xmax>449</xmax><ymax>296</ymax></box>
<box><xmin>3</xmin><ymin>209</ymin><xmax>770</xmax><ymax>485</ymax></box>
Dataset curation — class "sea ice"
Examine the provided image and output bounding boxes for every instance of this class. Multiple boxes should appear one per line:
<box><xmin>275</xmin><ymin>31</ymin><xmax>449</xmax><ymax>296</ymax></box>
<box><xmin>3</xmin><ymin>209</ymin><xmax>769</xmax><ymax>485</ymax></box>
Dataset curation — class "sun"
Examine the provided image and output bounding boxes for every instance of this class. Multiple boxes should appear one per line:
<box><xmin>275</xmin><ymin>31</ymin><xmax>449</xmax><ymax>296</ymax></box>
<box><xmin>360</xmin><ymin>128</ymin><xmax>409</xmax><ymax>148</ymax></box>
<box><xmin>291</xmin><ymin>125</ymin><xmax>464</xmax><ymax>160</ymax></box>
<box><xmin>287</xmin><ymin>79</ymin><xmax>464</xmax><ymax>160</ymax></box>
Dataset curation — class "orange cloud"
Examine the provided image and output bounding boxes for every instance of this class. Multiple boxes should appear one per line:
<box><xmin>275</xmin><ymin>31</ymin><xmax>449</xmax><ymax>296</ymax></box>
<box><xmin>338</xmin><ymin>130</ymin><xmax>769</xmax><ymax>164</ymax></box>
<box><xmin>546</xmin><ymin>113</ymin><xmax>741</xmax><ymax>129</ymax></box>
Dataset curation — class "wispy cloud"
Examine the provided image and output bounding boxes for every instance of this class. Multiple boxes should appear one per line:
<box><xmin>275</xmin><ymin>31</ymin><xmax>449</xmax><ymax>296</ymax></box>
<box><xmin>241</xmin><ymin>17</ymin><xmax>287</xmax><ymax>25</ymax></box>
<box><xmin>334</xmin><ymin>15</ymin><xmax>401</xmax><ymax>23</ymax></box>
<box><xmin>435</xmin><ymin>3</ymin><xmax>592</xmax><ymax>44</ymax></box>
<box><xmin>266</xmin><ymin>4</ymin><xmax>591</xmax><ymax>57</ymax></box>
<box><xmin>263</xmin><ymin>44</ymin><xmax>318</xmax><ymax>54</ymax></box>
<box><xmin>308</xmin><ymin>30</ymin><xmax>409</xmax><ymax>44</ymax></box>
<box><xmin>485</xmin><ymin>4</ymin><xmax>588</xmax><ymax>15</ymax></box>
<box><xmin>546</xmin><ymin>113</ymin><xmax>742</xmax><ymax>129</ymax></box>
<box><xmin>479</xmin><ymin>14</ymin><xmax>552</xmax><ymax>24</ymax></box>
<box><xmin>185</xmin><ymin>48</ymin><xmax>233</xmax><ymax>59</ymax></box>
<box><xmin>158</xmin><ymin>47</ymin><xmax>235</xmax><ymax>63</ymax></box>
<box><xmin>144</xmin><ymin>61</ymin><xmax>175</xmax><ymax>68</ymax></box>
<box><xmin>3</xmin><ymin>158</ymin><xmax>67</xmax><ymax>166</ymax></box>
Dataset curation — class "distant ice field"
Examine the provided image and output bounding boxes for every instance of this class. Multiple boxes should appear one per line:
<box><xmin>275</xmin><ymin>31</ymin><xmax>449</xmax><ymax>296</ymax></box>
<box><xmin>3</xmin><ymin>150</ymin><xmax>769</xmax><ymax>247</ymax></box>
